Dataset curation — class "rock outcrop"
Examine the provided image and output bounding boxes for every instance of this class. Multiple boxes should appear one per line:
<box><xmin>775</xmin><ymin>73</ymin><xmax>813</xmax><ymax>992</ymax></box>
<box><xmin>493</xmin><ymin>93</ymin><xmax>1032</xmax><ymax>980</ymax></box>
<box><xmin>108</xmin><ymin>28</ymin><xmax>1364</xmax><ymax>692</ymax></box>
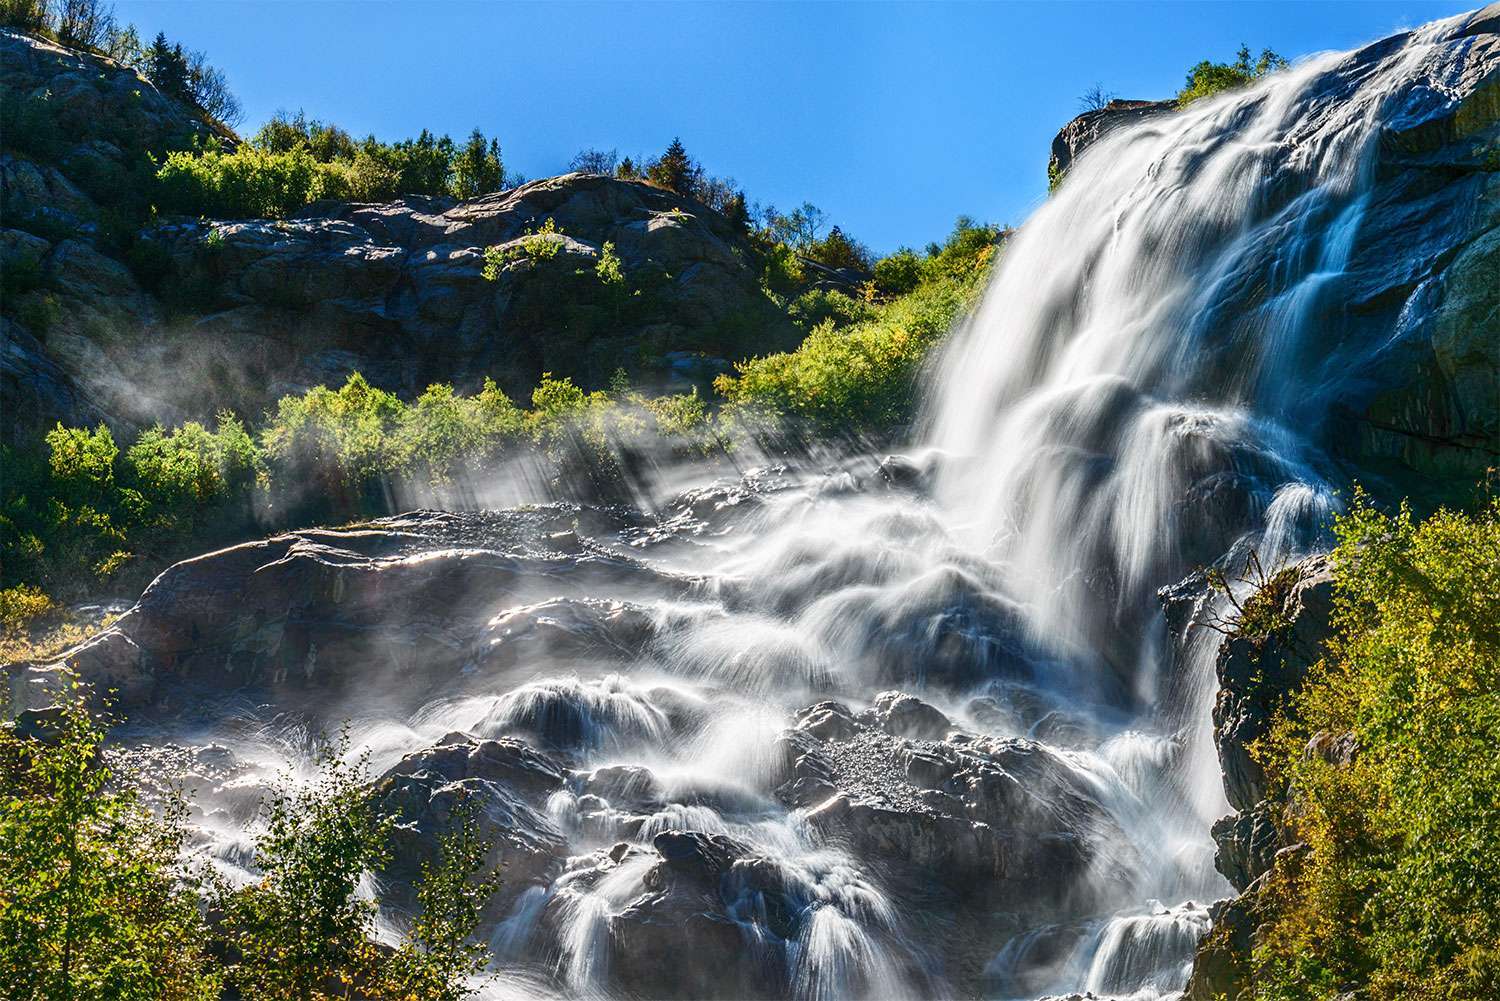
<box><xmin>1182</xmin><ymin>552</ymin><xmax>1340</xmax><ymax>997</ymax></box>
<box><xmin>1047</xmin><ymin>99</ymin><xmax>1177</xmax><ymax>185</ymax></box>
<box><xmin>373</xmin><ymin>733</ymin><xmax>571</xmax><ymax>916</ymax></box>
<box><xmin>773</xmin><ymin>695</ymin><xmax>1137</xmax><ymax>913</ymax></box>
<box><xmin>5</xmin><ymin>507</ymin><xmax>691</xmax><ymax>712</ymax></box>
<box><xmin>1044</xmin><ymin>10</ymin><xmax>1500</xmax><ymax>495</ymax></box>
<box><xmin>0</xmin><ymin>29</ymin><xmax>796</xmax><ymax>446</ymax></box>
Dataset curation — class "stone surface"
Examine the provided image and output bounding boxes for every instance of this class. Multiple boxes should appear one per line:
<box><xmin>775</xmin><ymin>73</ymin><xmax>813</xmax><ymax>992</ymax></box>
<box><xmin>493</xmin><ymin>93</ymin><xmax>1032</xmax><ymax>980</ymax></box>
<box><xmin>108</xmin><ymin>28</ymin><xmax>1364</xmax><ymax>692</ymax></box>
<box><xmin>1212</xmin><ymin>554</ymin><xmax>1335</xmax><ymax>813</ymax></box>
<box><xmin>1048</xmin><ymin>99</ymin><xmax>1177</xmax><ymax>183</ymax></box>
<box><xmin>1</xmin><ymin>25</ymin><xmax>799</xmax><ymax>445</ymax></box>
<box><xmin>372</xmin><ymin>733</ymin><xmax>570</xmax><ymax>915</ymax></box>
<box><xmin>6</xmin><ymin>507</ymin><xmax>692</xmax><ymax>711</ymax></box>
<box><xmin>773</xmin><ymin>696</ymin><xmax>1137</xmax><ymax>913</ymax></box>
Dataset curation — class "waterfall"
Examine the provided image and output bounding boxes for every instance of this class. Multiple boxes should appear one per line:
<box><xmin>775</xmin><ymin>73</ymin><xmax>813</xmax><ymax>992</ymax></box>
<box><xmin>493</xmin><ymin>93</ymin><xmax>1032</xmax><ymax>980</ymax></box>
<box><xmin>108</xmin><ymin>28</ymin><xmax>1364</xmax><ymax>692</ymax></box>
<box><xmin>135</xmin><ymin>9</ymin><xmax>1495</xmax><ymax>1001</ymax></box>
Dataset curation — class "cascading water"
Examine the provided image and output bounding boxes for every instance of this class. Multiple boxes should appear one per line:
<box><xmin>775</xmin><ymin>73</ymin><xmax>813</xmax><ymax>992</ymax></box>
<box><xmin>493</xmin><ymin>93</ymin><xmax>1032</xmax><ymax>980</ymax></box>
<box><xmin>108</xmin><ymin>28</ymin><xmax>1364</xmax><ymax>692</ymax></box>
<box><xmin>105</xmin><ymin>9</ymin><xmax>1496</xmax><ymax>1001</ymax></box>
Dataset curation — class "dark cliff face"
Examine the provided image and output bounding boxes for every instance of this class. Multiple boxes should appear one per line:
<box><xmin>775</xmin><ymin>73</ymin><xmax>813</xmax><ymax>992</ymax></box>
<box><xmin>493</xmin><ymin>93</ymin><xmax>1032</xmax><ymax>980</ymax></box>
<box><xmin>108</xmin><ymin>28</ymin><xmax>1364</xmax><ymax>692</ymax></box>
<box><xmin>1047</xmin><ymin>99</ymin><xmax>1178</xmax><ymax>184</ymax></box>
<box><xmin>0</xmin><ymin>30</ymin><xmax>795</xmax><ymax>445</ymax></box>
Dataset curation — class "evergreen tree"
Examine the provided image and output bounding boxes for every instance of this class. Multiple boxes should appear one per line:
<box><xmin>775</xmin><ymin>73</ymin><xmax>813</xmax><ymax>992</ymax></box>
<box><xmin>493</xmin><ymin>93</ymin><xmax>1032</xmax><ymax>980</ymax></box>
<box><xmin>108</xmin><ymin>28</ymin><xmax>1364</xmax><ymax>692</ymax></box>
<box><xmin>616</xmin><ymin>156</ymin><xmax>639</xmax><ymax>179</ymax></box>
<box><xmin>721</xmin><ymin>190</ymin><xmax>750</xmax><ymax>234</ymax></box>
<box><xmin>452</xmin><ymin>129</ymin><xmax>503</xmax><ymax>198</ymax></box>
<box><xmin>647</xmin><ymin>137</ymin><xmax>699</xmax><ymax>196</ymax></box>
<box><xmin>144</xmin><ymin>31</ymin><xmax>190</xmax><ymax>102</ymax></box>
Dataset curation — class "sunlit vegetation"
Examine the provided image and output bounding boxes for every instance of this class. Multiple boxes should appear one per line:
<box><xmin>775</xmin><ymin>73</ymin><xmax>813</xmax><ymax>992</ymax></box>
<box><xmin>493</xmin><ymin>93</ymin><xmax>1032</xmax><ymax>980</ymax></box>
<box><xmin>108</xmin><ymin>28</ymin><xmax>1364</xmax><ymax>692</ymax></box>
<box><xmin>1178</xmin><ymin>44</ymin><xmax>1288</xmax><ymax>105</ymax></box>
<box><xmin>0</xmin><ymin>690</ymin><xmax>496</xmax><ymax>1000</ymax></box>
<box><xmin>717</xmin><ymin>218</ymin><xmax>1006</xmax><ymax>434</ymax></box>
<box><xmin>1249</xmin><ymin>491</ymin><xmax>1500</xmax><ymax>999</ymax></box>
<box><xmin>156</xmin><ymin>114</ymin><xmax>506</xmax><ymax>218</ymax></box>
<box><xmin>1</xmin><ymin>0</ymin><xmax>240</xmax><ymax>126</ymax></box>
<box><xmin>0</xmin><ymin>210</ymin><xmax>1002</xmax><ymax>632</ymax></box>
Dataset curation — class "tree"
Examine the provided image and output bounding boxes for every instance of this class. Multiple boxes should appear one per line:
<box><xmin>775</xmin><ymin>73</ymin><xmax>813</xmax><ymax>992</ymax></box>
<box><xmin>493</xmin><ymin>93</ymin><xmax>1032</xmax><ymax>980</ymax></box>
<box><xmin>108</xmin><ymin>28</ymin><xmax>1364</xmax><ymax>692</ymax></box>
<box><xmin>452</xmin><ymin>129</ymin><xmax>504</xmax><ymax>198</ymax></box>
<box><xmin>807</xmin><ymin>225</ymin><xmax>872</xmax><ymax>272</ymax></box>
<box><xmin>217</xmin><ymin>734</ymin><xmax>392</xmax><ymax>1001</ymax></box>
<box><xmin>1178</xmin><ymin>43</ymin><xmax>1288</xmax><ymax>105</ymax></box>
<box><xmin>1078</xmin><ymin>82</ymin><xmax>1116</xmax><ymax>112</ymax></box>
<box><xmin>57</xmin><ymin>0</ymin><xmax>113</xmax><ymax>49</ymax></box>
<box><xmin>764</xmin><ymin>201</ymin><xmax>828</xmax><ymax>249</ymax></box>
<box><xmin>1</xmin><ymin>0</ymin><xmax>53</xmax><ymax>33</ymax></box>
<box><xmin>144</xmin><ymin>32</ymin><xmax>190</xmax><ymax>103</ymax></box>
<box><xmin>186</xmin><ymin>48</ymin><xmax>241</xmax><ymax>126</ymax></box>
<box><xmin>720</xmin><ymin>190</ymin><xmax>750</xmax><ymax>234</ymax></box>
<box><xmin>385</xmin><ymin>804</ymin><xmax>501</xmax><ymax>1000</ymax></box>
<box><xmin>615</xmin><ymin>156</ymin><xmax>640</xmax><ymax>180</ymax></box>
<box><xmin>568</xmin><ymin>147</ymin><xmax>618</xmax><ymax>175</ymax></box>
<box><xmin>646</xmin><ymin>137</ymin><xmax>699</xmax><ymax>196</ymax></box>
<box><xmin>104</xmin><ymin>20</ymin><xmax>141</xmax><ymax>64</ymax></box>
<box><xmin>0</xmin><ymin>682</ymin><xmax>219</xmax><ymax>1000</ymax></box>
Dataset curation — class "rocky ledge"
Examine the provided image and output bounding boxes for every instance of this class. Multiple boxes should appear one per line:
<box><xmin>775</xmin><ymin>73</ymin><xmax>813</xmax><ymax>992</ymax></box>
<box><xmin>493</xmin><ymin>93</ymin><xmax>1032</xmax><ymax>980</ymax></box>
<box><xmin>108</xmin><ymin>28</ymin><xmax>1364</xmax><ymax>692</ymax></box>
<box><xmin>1</xmin><ymin>30</ymin><xmax>795</xmax><ymax>445</ymax></box>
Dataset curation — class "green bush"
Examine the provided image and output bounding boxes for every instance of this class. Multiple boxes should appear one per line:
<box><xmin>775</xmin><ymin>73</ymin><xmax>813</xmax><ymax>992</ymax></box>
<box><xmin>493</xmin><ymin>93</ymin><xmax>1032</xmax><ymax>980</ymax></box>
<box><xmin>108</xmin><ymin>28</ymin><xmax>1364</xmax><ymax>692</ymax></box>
<box><xmin>0</xmin><ymin>683</ymin><xmax>220</xmax><ymax>1000</ymax></box>
<box><xmin>156</xmin><ymin>143</ymin><xmax>348</xmax><ymax>219</ymax></box>
<box><xmin>1252</xmin><ymin>490</ymin><xmax>1500</xmax><ymax>1000</ymax></box>
<box><xmin>0</xmin><ymin>583</ymin><xmax>54</xmax><ymax>633</ymax></box>
<box><xmin>1</xmin><ymin>692</ymin><xmax>497</xmax><ymax>1000</ymax></box>
<box><xmin>396</xmin><ymin>380</ymin><xmax>525</xmax><ymax>485</ymax></box>
<box><xmin>1179</xmin><ymin>44</ymin><xmax>1288</xmax><ymax>105</ymax></box>
<box><xmin>787</xmin><ymin>287</ymin><xmax>876</xmax><ymax>332</ymax></box>
<box><xmin>259</xmin><ymin>372</ymin><xmax>406</xmax><ymax>508</ymax></box>
<box><xmin>716</xmin><ymin>217</ymin><xmax>1003</xmax><ymax>434</ymax></box>
<box><xmin>872</xmin><ymin>248</ymin><xmax>923</xmax><ymax>296</ymax></box>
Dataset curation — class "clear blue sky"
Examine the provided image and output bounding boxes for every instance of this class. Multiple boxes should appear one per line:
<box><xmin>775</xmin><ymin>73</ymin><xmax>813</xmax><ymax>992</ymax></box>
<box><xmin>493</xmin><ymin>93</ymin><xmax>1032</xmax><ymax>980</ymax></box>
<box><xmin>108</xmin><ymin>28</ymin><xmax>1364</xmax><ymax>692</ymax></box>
<box><xmin>115</xmin><ymin>0</ymin><xmax>1476</xmax><ymax>254</ymax></box>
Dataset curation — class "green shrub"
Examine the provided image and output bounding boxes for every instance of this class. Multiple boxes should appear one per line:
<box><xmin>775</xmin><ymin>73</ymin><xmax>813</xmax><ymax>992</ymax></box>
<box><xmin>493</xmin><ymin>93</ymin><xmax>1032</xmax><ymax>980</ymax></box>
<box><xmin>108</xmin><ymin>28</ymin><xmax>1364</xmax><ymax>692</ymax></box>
<box><xmin>260</xmin><ymin>372</ymin><xmax>406</xmax><ymax>510</ymax></box>
<box><xmin>1252</xmin><ymin>490</ymin><xmax>1500</xmax><ymax>1000</ymax></box>
<box><xmin>156</xmin><ymin>143</ymin><xmax>348</xmax><ymax>219</ymax></box>
<box><xmin>872</xmin><ymin>248</ymin><xmax>923</xmax><ymax>296</ymax></box>
<box><xmin>787</xmin><ymin>287</ymin><xmax>876</xmax><ymax>332</ymax></box>
<box><xmin>1179</xmin><ymin>44</ymin><xmax>1288</xmax><ymax>106</ymax></box>
<box><xmin>482</xmin><ymin>217</ymin><xmax>565</xmax><ymax>276</ymax></box>
<box><xmin>0</xmin><ymin>683</ymin><xmax>220</xmax><ymax>1000</ymax></box>
<box><xmin>396</xmin><ymin>380</ymin><xmax>524</xmax><ymax>485</ymax></box>
<box><xmin>717</xmin><ymin>217</ymin><xmax>1002</xmax><ymax>434</ymax></box>
<box><xmin>0</xmin><ymin>583</ymin><xmax>53</xmax><ymax>633</ymax></box>
<box><xmin>1</xmin><ymin>690</ymin><xmax>497</xmax><ymax>1000</ymax></box>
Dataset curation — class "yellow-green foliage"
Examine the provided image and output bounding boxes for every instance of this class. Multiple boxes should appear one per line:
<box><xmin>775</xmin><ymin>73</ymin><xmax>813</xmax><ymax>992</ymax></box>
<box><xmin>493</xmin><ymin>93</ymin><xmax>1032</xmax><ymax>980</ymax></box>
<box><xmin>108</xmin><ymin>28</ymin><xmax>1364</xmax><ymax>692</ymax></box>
<box><xmin>1252</xmin><ymin>490</ymin><xmax>1500</xmax><ymax>1001</ymax></box>
<box><xmin>0</xmin><ymin>683</ymin><xmax>220</xmax><ymax>1000</ymax></box>
<box><xmin>156</xmin><ymin>116</ymin><xmax>504</xmax><ymax>220</ymax></box>
<box><xmin>716</xmin><ymin>218</ymin><xmax>1003</xmax><ymax>433</ymax></box>
<box><xmin>156</xmin><ymin>143</ymin><xmax>349</xmax><ymax>219</ymax></box>
<box><xmin>1</xmin><ymin>692</ymin><xmax>497</xmax><ymax>999</ymax></box>
<box><xmin>1178</xmin><ymin>44</ymin><xmax>1288</xmax><ymax>106</ymax></box>
<box><xmin>0</xmin><ymin>584</ymin><xmax>53</xmax><ymax>633</ymax></box>
<box><xmin>482</xmin><ymin>217</ymin><xmax>565</xmax><ymax>277</ymax></box>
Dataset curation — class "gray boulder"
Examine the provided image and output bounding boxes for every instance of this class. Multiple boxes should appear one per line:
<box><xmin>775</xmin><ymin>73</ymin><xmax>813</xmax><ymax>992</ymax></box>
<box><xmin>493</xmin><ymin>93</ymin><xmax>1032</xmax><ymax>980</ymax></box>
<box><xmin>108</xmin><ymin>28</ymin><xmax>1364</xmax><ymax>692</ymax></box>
<box><xmin>372</xmin><ymin>733</ymin><xmax>570</xmax><ymax>916</ymax></box>
<box><xmin>774</xmin><ymin>696</ymin><xmax>1137</xmax><ymax>914</ymax></box>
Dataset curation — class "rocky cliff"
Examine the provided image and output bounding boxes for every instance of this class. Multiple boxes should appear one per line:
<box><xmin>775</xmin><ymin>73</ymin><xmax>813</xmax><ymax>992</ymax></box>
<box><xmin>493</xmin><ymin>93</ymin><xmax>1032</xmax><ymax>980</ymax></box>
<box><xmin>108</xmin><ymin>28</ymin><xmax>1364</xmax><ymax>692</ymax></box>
<box><xmin>1046</xmin><ymin>15</ymin><xmax>1500</xmax><ymax>496</ymax></box>
<box><xmin>1048</xmin><ymin>98</ymin><xmax>1177</xmax><ymax>185</ymax></box>
<box><xmin>1</xmin><ymin>29</ymin><xmax>795</xmax><ymax>446</ymax></box>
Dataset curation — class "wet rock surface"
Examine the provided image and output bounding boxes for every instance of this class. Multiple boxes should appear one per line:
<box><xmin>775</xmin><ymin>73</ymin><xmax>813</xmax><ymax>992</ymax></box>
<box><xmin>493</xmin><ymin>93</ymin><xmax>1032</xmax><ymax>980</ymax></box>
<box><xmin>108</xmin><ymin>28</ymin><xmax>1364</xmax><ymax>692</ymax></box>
<box><xmin>1188</xmin><ymin>552</ymin><xmax>1342</xmax><ymax>994</ymax></box>
<box><xmin>1212</xmin><ymin>554</ymin><xmax>1335</xmax><ymax>813</ymax></box>
<box><xmin>9</xmin><ymin>507</ymin><xmax>695</xmax><ymax>712</ymax></box>
<box><xmin>774</xmin><ymin>695</ymin><xmax>1137</xmax><ymax>913</ymax></box>
<box><xmin>373</xmin><ymin>733</ymin><xmax>569</xmax><ymax>915</ymax></box>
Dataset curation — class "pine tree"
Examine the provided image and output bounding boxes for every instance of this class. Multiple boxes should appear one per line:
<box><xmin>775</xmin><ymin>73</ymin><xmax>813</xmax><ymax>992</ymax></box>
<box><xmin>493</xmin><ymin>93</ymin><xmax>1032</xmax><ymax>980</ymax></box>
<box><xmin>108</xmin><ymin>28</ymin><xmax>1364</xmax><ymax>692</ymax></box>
<box><xmin>145</xmin><ymin>32</ymin><xmax>190</xmax><ymax>102</ymax></box>
<box><xmin>647</xmin><ymin>137</ymin><xmax>699</xmax><ymax>196</ymax></box>
<box><xmin>452</xmin><ymin>129</ymin><xmax>503</xmax><ymax>198</ymax></box>
<box><xmin>721</xmin><ymin>190</ymin><xmax>750</xmax><ymax>234</ymax></box>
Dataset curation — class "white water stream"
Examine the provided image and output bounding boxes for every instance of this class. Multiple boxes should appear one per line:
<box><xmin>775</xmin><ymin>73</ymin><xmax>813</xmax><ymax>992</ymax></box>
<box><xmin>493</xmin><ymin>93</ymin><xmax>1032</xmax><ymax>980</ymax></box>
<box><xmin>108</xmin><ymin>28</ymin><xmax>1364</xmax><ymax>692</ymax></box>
<box><xmin>129</xmin><ymin>11</ymin><xmax>1496</xmax><ymax>1000</ymax></box>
